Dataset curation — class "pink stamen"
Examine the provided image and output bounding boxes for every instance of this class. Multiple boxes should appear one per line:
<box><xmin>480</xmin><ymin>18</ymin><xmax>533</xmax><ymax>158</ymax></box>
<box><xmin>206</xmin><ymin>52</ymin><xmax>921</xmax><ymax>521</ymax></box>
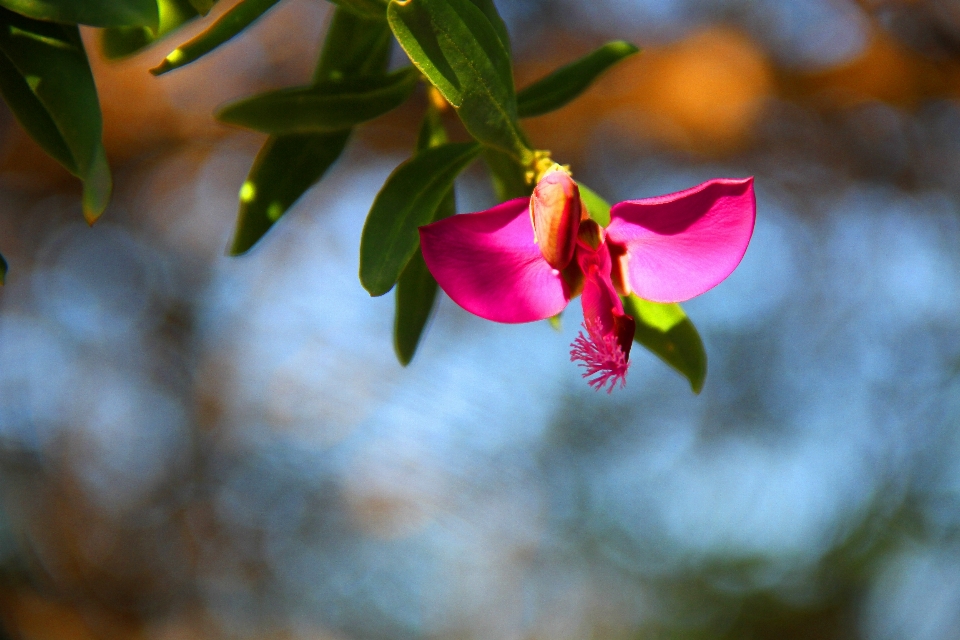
<box><xmin>570</xmin><ymin>321</ymin><xmax>630</xmax><ymax>392</ymax></box>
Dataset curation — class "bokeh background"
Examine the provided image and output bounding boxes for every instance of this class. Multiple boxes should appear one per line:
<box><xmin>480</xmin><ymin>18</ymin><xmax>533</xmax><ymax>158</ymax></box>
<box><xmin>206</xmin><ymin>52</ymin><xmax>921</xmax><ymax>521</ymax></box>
<box><xmin>2</xmin><ymin>0</ymin><xmax>960</xmax><ymax>638</ymax></box>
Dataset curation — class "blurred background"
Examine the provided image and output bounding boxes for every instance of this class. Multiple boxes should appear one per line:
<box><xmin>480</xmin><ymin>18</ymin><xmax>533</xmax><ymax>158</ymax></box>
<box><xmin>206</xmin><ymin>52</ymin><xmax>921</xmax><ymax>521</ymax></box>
<box><xmin>2</xmin><ymin>0</ymin><xmax>960</xmax><ymax>638</ymax></box>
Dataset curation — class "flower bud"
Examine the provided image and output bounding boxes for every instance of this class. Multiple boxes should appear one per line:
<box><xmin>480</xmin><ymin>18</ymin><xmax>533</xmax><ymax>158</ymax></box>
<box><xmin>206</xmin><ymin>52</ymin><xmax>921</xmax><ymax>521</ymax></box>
<box><xmin>530</xmin><ymin>167</ymin><xmax>581</xmax><ymax>270</ymax></box>
<box><xmin>576</xmin><ymin>218</ymin><xmax>604</xmax><ymax>251</ymax></box>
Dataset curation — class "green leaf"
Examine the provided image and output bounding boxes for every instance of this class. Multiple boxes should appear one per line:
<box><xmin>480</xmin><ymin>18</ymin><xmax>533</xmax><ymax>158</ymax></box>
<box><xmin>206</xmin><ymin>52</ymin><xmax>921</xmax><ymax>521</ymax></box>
<box><xmin>622</xmin><ymin>294</ymin><xmax>707</xmax><ymax>394</ymax></box>
<box><xmin>483</xmin><ymin>147</ymin><xmax>529</xmax><ymax>201</ymax></box>
<box><xmin>215</xmin><ymin>68</ymin><xmax>417</xmax><ymax>135</ymax></box>
<box><xmin>0</xmin><ymin>249</ymin><xmax>6</xmax><ymax>285</ymax></box>
<box><xmin>394</xmin><ymin>242</ymin><xmax>440</xmax><ymax>365</ymax></box>
<box><xmin>229</xmin><ymin>9</ymin><xmax>392</xmax><ymax>255</ymax></box>
<box><xmin>315</xmin><ymin>6</ymin><xmax>392</xmax><ymax>81</ymax></box>
<box><xmin>0</xmin><ymin>0</ymin><xmax>158</xmax><ymax>27</ymax></box>
<box><xmin>100</xmin><ymin>0</ymin><xmax>200</xmax><ymax>60</ymax></box>
<box><xmin>577</xmin><ymin>182</ymin><xmax>610</xmax><ymax>226</ymax></box>
<box><xmin>387</xmin><ymin>0</ymin><xmax>529</xmax><ymax>161</ymax></box>
<box><xmin>360</xmin><ymin>141</ymin><xmax>481</xmax><ymax>296</ymax></box>
<box><xmin>516</xmin><ymin>41</ymin><xmax>639</xmax><ymax>118</ymax></box>
<box><xmin>151</xmin><ymin>0</ymin><xmax>282</xmax><ymax>75</ymax></box>
<box><xmin>0</xmin><ymin>9</ymin><xmax>111</xmax><ymax>223</ymax></box>
<box><xmin>328</xmin><ymin>0</ymin><xmax>387</xmax><ymax>20</ymax></box>
<box><xmin>230</xmin><ymin>132</ymin><xmax>351</xmax><ymax>255</ymax></box>
<box><xmin>393</xmin><ymin>106</ymin><xmax>451</xmax><ymax>365</ymax></box>
<box><xmin>464</xmin><ymin>0</ymin><xmax>509</xmax><ymax>52</ymax></box>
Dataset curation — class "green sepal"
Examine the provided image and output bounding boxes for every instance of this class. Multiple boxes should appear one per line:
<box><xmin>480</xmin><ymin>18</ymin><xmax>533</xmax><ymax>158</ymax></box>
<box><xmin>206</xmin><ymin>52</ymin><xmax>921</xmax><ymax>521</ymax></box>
<box><xmin>622</xmin><ymin>294</ymin><xmax>707</xmax><ymax>394</ymax></box>
<box><xmin>0</xmin><ymin>0</ymin><xmax>158</xmax><ymax>27</ymax></box>
<box><xmin>228</xmin><ymin>9</ymin><xmax>392</xmax><ymax>255</ymax></box>
<box><xmin>577</xmin><ymin>183</ymin><xmax>611</xmax><ymax>226</ymax></box>
<box><xmin>100</xmin><ymin>0</ymin><xmax>201</xmax><ymax>60</ymax></box>
<box><xmin>387</xmin><ymin>0</ymin><xmax>529</xmax><ymax>161</ymax></box>
<box><xmin>393</xmin><ymin>105</ymin><xmax>452</xmax><ymax>365</ymax></box>
<box><xmin>516</xmin><ymin>41</ymin><xmax>639</xmax><ymax>118</ymax></box>
<box><xmin>0</xmin><ymin>9</ymin><xmax>111</xmax><ymax>223</ymax></box>
<box><xmin>360</xmin><ymin>141</ymin><xmax>481</xmax><ymax>296</ymax></box>
<box><xmin>151</xmin><ymin>0</ymin><xmax>283</xmax><ymax>75</ymax></box>
<box><xmin>215</xmin><ymin>68</ymin><xmax>417</xmax><ymax>135</ymax></box>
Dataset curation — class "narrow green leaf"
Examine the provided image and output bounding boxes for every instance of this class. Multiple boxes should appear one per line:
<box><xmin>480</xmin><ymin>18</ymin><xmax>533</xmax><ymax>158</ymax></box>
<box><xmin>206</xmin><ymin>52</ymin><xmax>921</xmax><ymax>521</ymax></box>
<box><xmin>229</xmin><ymin>10</ymin><xmax>392</xmax><ymax>255</ymax></box>
<box><xmin>394</xmin><ymin>242</ymin><xmax>440</xmax><ymax>365</ymax></box>
<box><xmin>216</xmin><ymin>68</ymin><xmax>417</xmax><ymax>135</ymax></box>
<box><xmin>0</xmin><ymin>50</ymin><xmax>74</xmax><ymax>170</ymax></box>
<box><xmin>328</xmin><ymin>0</ymin><xmax>387</xmax><ymax>20</ymax></box>
<box><xmin>622</xmin><ymin>294</ymin><xmax>707</xmax><ymax>394</ymax></box>
<box><xmin>517</xmin><ymin>41</ymin><xmax>639</xmax><ymax>118</ymax></box>
<box><xmin>577</xmin><ymin>182</ymin><xmax>611</xmax><ymax>226</ymax></box>
<box><xmin>100</xmin><ymin>0</ymin><xmax>201</xmax><ymax>60</ymax></box>
<box><xmin>230</xmin><ymin>132</ymin><xmax>350</xmax><ymax>255</ymax></box>
<box><xmin>360</xmin><ymin>141</ymin><xmax>481</xmax><ymax>296</ymax></box>
<box><xmin>315</xmin><ymin>7</ymin><xmax>392</xmax><ymax>81</ymax></box>
<box><xmin>151</xmin><ymin>0</ymin><xmax>282</xmax><ymax>75</ymax></box>
<box><xmin>0</xmin><ymin>9</ymin><xmax>111</xmax><ymax>223</ymax></box>
<box><xmin>387</xmin><ymin>0</ymin><xmax>529</xmax><ymax>161</ymax></box>
<box><xmin>464</xmin><ymin>0</ymin><xmax>509</xmax><ymax>52</ymax></box>
<box><xmin>0</xmin><ymin>250</ymin><xmax>6</xmax><ymax>285</ymax></box>
<box><xmin>393</xmin><ymin>106</ymin><xmax>451</xmax><ymax>365</ymax></box>
<box><xmin>0</xmin><ymin>0</ymin><xmax>158</xmax><ymax>27</ymax></box>
<box><xmin>483</xmin><ymin>147</ymin><xmax>529</xmax><ymax>201</ymax></box>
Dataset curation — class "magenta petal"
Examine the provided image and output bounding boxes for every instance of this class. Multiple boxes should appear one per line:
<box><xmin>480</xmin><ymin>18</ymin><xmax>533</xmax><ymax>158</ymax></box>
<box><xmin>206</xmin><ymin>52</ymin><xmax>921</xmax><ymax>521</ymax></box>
<box><xmin>605</xmin><ymin>177</ymin><xmax>756</xmax><ymax>303</ymax></box>
<box><xmin>419</xmin><ymin>198</ymin><xmax>571</xmax><ymax>323</ymax></box>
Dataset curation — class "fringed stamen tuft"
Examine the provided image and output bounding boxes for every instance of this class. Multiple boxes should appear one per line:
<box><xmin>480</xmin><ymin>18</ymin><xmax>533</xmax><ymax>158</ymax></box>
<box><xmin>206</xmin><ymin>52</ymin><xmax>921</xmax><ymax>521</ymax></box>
<box><xmin>570</xmin><ymin>321</ymin><xmax>630</xmax><ymax>392</ymax></box>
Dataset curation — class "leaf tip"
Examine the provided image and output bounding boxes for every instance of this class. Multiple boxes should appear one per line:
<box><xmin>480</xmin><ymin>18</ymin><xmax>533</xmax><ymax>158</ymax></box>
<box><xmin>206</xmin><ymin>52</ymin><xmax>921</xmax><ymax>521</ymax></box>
<box><xmin>612</xmin><ymin>40</ymin><xmax>641</xmax><ymax>55</ymax></box>
<box><xmin>150</xmin><ymin>48</ymin><xmax>185</xmax><ymax>75</ymax></box>
<box><xmin>83</xmin><ymin>206</ymin><xmax>103</xmax><ymax>226</ymax></box>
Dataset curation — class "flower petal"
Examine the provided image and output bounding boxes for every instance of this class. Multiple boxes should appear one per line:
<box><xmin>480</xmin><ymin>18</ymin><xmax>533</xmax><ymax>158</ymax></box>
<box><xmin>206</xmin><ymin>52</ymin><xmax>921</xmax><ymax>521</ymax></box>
<box><xmin>605</xmin><ymin>177</ymin><xmax>756</xmax><ymax>302</ymax></box>
<box><xmin>419</xmin><ymin>198</ymin><xmax>572</xmax><ymax>323</ymax></box>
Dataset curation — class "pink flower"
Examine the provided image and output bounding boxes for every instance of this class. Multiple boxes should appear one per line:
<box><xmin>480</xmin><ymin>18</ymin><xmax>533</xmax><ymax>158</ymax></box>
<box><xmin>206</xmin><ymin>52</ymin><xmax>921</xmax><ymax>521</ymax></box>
<box><xmin>418</xmin><ymin>172</ymin><xmax>756</xmax><ymax>391</ymax></box>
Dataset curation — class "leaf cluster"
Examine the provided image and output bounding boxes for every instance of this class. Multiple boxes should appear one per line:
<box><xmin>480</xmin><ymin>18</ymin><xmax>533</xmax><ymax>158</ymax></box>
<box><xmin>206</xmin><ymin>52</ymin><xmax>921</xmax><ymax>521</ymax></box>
<box><xmin>0</xmin><ymin>0</ymin><xmax>708</xmax><ymax>391</ymax></box>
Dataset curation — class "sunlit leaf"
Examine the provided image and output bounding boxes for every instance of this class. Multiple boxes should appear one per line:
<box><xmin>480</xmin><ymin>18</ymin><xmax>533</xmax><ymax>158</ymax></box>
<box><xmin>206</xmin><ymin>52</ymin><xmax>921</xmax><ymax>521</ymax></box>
<box><xmin>0</xmin><ymin>0</ymin><xmax>158</xmax><ymax>27</ymax></box>
<box><xmin>484</xmin><ymin>147</ymin><xmax>530</xmax><ymax>201</ymax></box>
<box><xmin>100</xmin><ymin>0</ymin><xmax>200</xmax><ymax>60</ymax></box>
<box><xmin>578</xmin><ymin>182</ymin><xmax>611</xmax><ymax>226</ymax></box>
<box><xmin>151</xmin><ymin>0</ymin><xmax>282</xmax><ymax>75</ymax></box>
<box><xmin>216</xmin><ymin>68</ymin><xmax>417</xmax><ymax>134</ymax></box>
<box><xmin>0</xmin><ymin>8</ymin><xmax>111</xmax><ymax>223</ymax></box>
<box><xmin>622</xmin><ymin>294</ymin><xmax>707</xmax><ymax>394</ymax></box>
<box><xmin>328</xmin><ymin>0</ymin><xmax>387</xmax><ymax>20</ymax></box>
<box><xmin>229</xmin><ymin>9</ymin><xmax>392</xmax><ymax>255</ymax></box>
<box><xmin>387</xmin><ymin>0</ymin><xmax>529</xmax><ymax>161</ymax></box>
<box><xmin>517</xmin><ymin>41</ymin><xmax>639</xmax><ymax>118</ymax></box>
<box><xmin>394</xmin><ymin>106</ymin><xmax>452</xmax><ymax>365</ymax></box>
<box><xmin>360</xmin><ymin>141</ymin><xmax>481</xmax><ymax>296</ymax></box>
